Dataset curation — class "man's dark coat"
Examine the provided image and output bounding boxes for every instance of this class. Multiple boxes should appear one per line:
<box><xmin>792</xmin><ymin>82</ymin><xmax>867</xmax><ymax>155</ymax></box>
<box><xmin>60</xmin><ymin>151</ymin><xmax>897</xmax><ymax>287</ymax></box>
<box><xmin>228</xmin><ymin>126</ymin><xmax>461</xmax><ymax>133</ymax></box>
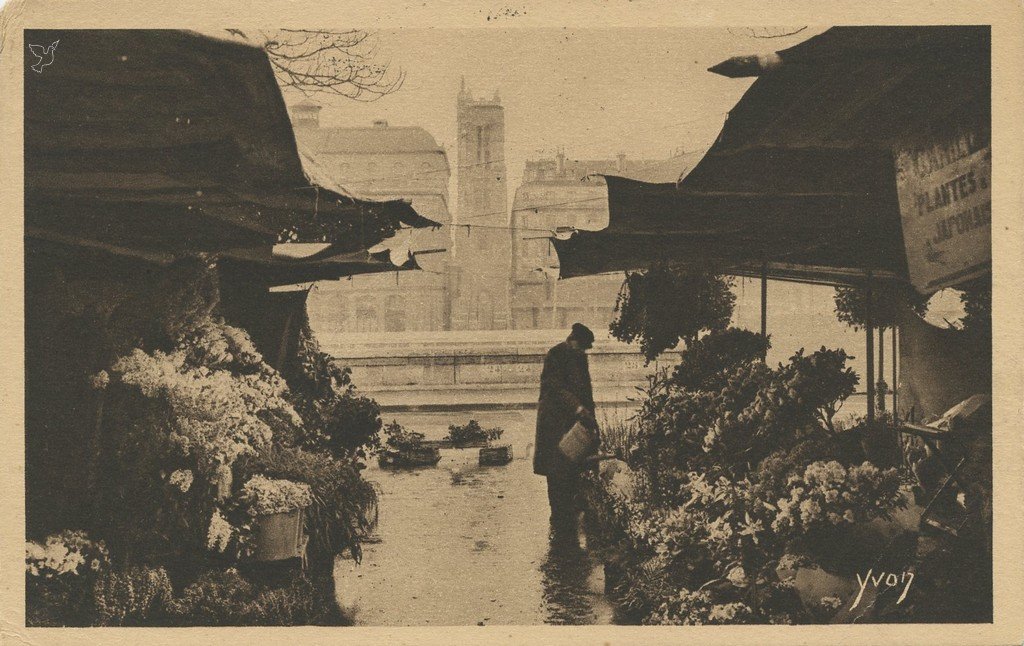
<box><xmin>533</xmin><ymin>340</ymin><xmax>595</xmax><ymax>476</ymax></box>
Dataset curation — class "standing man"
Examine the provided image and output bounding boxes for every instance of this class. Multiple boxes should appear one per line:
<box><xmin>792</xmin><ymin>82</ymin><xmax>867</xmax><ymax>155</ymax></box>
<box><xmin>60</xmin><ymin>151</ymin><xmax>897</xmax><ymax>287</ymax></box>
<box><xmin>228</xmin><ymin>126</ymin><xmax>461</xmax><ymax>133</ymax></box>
<box><xmin>533</xmin><ymin>323</ymin><xmax>596</xmax><ymax>545</ymax></box>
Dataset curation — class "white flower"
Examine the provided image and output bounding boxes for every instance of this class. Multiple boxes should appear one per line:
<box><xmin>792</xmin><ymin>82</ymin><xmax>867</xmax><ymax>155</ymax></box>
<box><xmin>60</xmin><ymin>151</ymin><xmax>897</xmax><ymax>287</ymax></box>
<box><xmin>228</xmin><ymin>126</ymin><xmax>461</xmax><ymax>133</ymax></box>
<box><xmin>726</xmin><ymin>565</ymin><xmax>748</xmax><ymax>586</ymax></box>
<box><xmin>168</xmin><ymin>469</ymin><xmax>194</xmax><ymax>493</ymax></box>
<box><xmin>238</xmin><ymin>475</ymin><xmax>313</xmax><ymax>516</ymax></box>
<box><xmin>207</xmin><ymin>509</ymin><xmax>233</xmax><ymax>553</ymax></box>
<box><xmin>88</xmin><ymin>370</ymin><xmax>110</xmax><ymax>390</ymax></box>
<box><xmin>737</xmin><ymin>511</ymin><xmax>763</xmax><ymax>544</ymax></box>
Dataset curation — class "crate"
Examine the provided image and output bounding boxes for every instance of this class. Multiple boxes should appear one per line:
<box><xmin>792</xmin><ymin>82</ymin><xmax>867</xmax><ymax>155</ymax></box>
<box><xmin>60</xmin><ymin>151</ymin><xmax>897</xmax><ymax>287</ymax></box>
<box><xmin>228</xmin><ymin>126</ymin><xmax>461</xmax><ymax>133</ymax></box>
<box><xmin>379</xmin><ymin>446</ymin><xmax>442</xmax><ymax>468</ymax></box>
<box><xmin>478</xmin><ymin>444</ymin><xmax>513</xmax><ymax>466</ymax></box>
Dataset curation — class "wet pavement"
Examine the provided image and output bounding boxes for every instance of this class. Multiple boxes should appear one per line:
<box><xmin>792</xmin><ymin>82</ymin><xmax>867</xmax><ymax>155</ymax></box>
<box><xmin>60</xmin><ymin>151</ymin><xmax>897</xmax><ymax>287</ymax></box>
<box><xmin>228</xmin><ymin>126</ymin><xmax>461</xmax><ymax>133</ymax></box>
<box><xmin>334</xmin><ymin>407</ymin><xmax>630</xmax><ymax>626</ymax></box>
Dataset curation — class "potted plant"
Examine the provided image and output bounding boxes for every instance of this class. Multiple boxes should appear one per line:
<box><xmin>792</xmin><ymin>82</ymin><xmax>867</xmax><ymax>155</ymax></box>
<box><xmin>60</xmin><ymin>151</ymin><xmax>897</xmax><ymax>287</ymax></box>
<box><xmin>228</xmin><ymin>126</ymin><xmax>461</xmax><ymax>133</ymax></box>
<box><xmin>445</xmin><ymin>420</ymin><xmax>504</xmax><ymax>448</ymax></box>
<box><xmin>235</xmin><ymin>475</ymin><xmax>313</xmax><ymax>562</ymax></box>
<box><xmin>379</xmin><ymin>421</ymin><xmax>440</xmax><ymax>468</ymax></box>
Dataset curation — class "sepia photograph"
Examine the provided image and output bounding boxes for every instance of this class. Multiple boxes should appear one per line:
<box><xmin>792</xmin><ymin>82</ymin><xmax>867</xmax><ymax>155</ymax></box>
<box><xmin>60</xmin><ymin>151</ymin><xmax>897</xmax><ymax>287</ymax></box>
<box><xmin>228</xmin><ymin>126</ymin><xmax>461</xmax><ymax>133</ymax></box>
<box><xmin>3</xmin><ymin>5</ymin><xmax>1018</xmax><ymax>639</ymax></box>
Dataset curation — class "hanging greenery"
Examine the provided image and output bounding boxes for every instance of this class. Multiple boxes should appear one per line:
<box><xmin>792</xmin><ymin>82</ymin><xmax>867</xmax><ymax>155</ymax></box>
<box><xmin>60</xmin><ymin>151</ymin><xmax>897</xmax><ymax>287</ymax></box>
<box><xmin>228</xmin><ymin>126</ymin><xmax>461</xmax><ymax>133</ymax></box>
<box><xmin>611</xmin><ymin>265</ymin><xmax>736</xmax><ymax>362</ymax></box>
<box><xmin>832</xmin><ymin>281</ymin><xmax>928</xmax><ymax>331</ymax></box>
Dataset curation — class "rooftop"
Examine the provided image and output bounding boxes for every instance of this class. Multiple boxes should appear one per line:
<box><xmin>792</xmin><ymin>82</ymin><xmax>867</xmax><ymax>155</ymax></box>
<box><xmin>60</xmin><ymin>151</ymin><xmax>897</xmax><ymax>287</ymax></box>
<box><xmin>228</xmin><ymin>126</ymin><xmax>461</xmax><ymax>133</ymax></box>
<box><xmin>295</xmin><ymin>122</ymin><xmax>446</xmax><ymax>155</ymax></box>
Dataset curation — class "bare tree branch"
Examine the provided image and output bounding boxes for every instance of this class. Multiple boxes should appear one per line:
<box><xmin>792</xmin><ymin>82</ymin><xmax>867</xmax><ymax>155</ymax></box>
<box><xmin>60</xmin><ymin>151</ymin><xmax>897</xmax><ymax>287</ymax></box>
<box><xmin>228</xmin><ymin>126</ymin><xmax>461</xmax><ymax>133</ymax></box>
<box><xmin>727</xmin><ymin>26</ymin><xmax>808</xmax><ymax>39</ymax></box>
<box><xmin>229</xmin><ymin>28</ymin><xmax>405</xmax><ymax>101</ymax></box>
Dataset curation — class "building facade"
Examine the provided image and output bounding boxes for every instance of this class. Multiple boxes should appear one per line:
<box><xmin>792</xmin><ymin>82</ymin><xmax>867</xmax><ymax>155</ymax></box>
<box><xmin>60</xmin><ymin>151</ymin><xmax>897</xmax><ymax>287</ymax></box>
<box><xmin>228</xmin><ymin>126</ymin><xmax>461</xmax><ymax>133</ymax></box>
<box><xmin>510</xmin><ymin>152</ymin><xmax>659</xmax><ymax>331</ymax></box>
<box><xmin>291</xmin><ymin>101</ymin><xmax>453</xmax><ymax>334</ymax></box>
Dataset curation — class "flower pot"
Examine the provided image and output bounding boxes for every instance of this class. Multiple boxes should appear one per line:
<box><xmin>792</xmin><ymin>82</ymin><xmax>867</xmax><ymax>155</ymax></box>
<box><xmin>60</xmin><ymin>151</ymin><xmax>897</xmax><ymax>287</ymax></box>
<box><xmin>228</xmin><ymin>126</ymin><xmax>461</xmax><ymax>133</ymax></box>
<box><xmin>253</xmin><ymin>509</ymin><xmax>306</xmax><ymax>562</ymax></box>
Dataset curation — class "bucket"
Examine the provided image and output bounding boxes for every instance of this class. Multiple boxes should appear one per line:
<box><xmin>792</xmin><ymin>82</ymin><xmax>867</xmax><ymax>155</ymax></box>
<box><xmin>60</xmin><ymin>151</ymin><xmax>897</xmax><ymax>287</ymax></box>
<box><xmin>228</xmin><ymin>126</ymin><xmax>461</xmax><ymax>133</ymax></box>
<box><xmin>253</xmin><ymin>509</ymin><xmax>305</xmax><ymax>562</ymax></box>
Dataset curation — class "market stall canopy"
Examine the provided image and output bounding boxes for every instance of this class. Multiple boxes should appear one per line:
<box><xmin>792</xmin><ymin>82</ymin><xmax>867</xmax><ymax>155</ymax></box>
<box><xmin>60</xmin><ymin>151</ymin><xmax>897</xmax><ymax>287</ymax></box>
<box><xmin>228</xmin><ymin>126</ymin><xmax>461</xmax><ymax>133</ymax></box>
<box><xmin>218</xmin><ymin>245</ymin><xmax>421</xmax><ymax>287</ymax></box>
<box><xmin>24</xmin><ymin>29</ymin><xmax>439</xmax><ymax>275</ymax></box>
<box><xmin>554</xmin><ymin>26</ymin><xmax>990</xmax><ymax>290</ymax></box>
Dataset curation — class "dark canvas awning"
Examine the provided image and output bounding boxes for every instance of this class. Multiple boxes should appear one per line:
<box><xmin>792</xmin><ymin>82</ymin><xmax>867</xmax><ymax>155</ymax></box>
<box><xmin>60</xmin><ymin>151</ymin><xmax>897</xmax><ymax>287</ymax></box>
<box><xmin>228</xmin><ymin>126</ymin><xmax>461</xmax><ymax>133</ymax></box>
<box><xmin>554</xmin><ymin>26</ymin><xmax>990</xmax><ymax>285</ymax></box>
<box><xmin>24</xmin><ymin>29</ymin><xmax>439</xmax><ymax>268</ymax></box>
<box><xmin>219</xmin><ymin>245</ymin><xmax>421</xmax><ymax>287</ymax></box>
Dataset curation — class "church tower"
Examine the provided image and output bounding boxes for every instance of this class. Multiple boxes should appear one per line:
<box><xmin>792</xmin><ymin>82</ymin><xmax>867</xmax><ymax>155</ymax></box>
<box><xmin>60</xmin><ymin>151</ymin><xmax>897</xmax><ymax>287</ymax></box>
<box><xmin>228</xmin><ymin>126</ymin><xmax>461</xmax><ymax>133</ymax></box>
<box><xmin>448</xmin><ymin>78</ymin><xmax>512</xmax><ymax>330</ymax></box>
<box><xmin>456</xmin><ymin>78</ymin><xmax>508</xmax><ymax>226</ymax></box>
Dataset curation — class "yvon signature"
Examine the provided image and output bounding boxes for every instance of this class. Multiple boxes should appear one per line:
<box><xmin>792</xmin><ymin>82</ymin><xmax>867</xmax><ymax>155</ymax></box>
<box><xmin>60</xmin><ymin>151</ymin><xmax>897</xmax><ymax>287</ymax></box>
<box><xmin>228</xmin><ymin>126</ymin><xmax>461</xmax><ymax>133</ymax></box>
<box><xmin>851</xmin><ymin>568</ymin><xmax>914</xmax><ymax>610</ymax></box>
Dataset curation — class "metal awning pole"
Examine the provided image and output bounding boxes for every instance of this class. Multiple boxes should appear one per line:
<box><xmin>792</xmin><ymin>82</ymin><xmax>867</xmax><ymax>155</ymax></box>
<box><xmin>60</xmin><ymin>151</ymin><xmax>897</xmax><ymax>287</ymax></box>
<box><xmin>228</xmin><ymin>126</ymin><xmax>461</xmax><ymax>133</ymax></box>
<box><xmin>760</xmin><ymin>260</ymin><xmax>768</xmax><ymax>360</ymax></box>
<box><xmin>865</xmin><ymin>271</ymin><xmax>875</xmax><ymax>424</ymax></box>
<box><xmin>892</xmin><ymin>324</ymin><xmax>899</xmax><ymax>419</ymax></box>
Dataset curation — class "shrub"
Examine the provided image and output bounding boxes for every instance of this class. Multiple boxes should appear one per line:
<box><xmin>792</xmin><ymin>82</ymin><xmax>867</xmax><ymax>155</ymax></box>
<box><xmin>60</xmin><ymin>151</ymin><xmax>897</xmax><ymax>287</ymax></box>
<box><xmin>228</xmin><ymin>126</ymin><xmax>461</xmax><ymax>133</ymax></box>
<box><xmin>833</xmin><ymin>281</ymin><xmax>928</xmax><ymax>331</ymax></box>
<box><xmin>25</xmin><ymin>530</ymin><xmax>110</xmax><ymax>626</ymax></box>
<box><xmin>671</xmin><ymin>328</ymin><xmax>771</xmax><ymax>391</ymax></box>
<box><xmin>323</xmin><ymin>392</ymin><xmax>383</xmax><ymax>458</ymax></box>
<box><xmin>583</xmin><ymin>336</ymin><xmax>912</xmax><ymax>624</ymax></box>
<box><xmin>92</xmin><ymin>565</ymin><xmax>173</xmax><ymax>626</ymax></box>
<box><xmin>611</xmin><ymin>266</ymin><xmax>736</xmax><ymax>362</ymax></box>
<box><xmin>236</xmin><ymin>446</ymin><xmax>378</xmax><ymax>564</ymax></box>
<box><xmin>167</xmin><ymin>568</ymin><xmax>329</xmax><ymax>626</ymax></box>
<box><xmin>383</xmin><ymin>420</ymin><xmax>425</xmax><ymax>450</ymax></box>
<box><xmin>445</xmin><ymin>420</ymin><xmax>504</xmax><ymax>445</ymax></box>
<box><xmin>286</xmin><ymin>318</ymin><xmax>383</xmax><ymax>461</ymax></box>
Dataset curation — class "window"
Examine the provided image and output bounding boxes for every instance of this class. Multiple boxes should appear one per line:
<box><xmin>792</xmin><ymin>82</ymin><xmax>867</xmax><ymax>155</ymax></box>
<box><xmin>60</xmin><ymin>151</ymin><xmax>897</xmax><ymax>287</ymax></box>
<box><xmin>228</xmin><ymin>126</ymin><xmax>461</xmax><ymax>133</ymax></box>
<box><xmin>384</xmin><ymin>295</ymin><xmax>406</xmax><ymax>332</ymax></box>
<box><xmin>355</xmin><ymin>308</ymin><xmax>377</xmax><ymax>332</ymax></box>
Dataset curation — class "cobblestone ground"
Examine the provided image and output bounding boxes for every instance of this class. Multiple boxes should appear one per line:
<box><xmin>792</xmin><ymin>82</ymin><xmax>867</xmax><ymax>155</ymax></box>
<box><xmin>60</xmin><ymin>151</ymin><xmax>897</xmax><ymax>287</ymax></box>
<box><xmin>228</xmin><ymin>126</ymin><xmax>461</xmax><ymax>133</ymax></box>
<box><xmin>334</xmin><ymin>408</ymin><xmax>631</xmax><ymax>626</ymax></box>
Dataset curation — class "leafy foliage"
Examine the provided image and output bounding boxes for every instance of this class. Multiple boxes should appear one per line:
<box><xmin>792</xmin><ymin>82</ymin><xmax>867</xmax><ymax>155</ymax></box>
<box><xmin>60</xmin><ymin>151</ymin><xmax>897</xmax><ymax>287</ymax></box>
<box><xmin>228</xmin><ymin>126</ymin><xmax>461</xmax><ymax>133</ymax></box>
<box><xmin>287</xmin><ymin>318</ymin><xmax>382</xmax><ymax>461</ymax></box>
<box><xmin>611</xmin><ymin>266</ymin><xmax>736</xmax><ymax>362</ymax></box>
<box><xmin>833</xmin><ymin>281</ymin><xmax>928</xmax><ymax>330</ymax></box>
<box><xmin>957</xmin><ymin>274</ymin><xmax>991</xmax><ymax>340</ymax></box>
<box><xmin>92</xmin><ymin>566</ymin><xmax>173</xmax><ymax>626</ymax></box>
<box><xmin>235</xmin><ymin>476</ymin><xmax>313</xmax><ymax>516</ymax></box>
<box><xmin>166</xmin><ymin>568</ymin><xmax>328</xmax><ymax>626</ymax></box>
<box><xmin>632</xmin><ymin>346</ymin><xmax>859</xmax><ymax>505</ymax></box>
<box><xmin>671</xmin><ymin>328</ymin><xmax>771</xmax><ymax>391</ymax></box>
<box><xmin>444</xmin><ymin>419</ymin><xmax>504</xmax><ymax>445</ymax></box>
<box><xmin>382</xmin><ymin>420</ymin><xmax>426</xmax><ymax>450</ymax></box>
<box><xmin>235</xmin><ymin>446</ymin><xmax>379</xmax><ymax>564</ymax></box>
<box><xmin>583</xmin><ymin>334</ymin><xmax>906</xmax><ymax>625</ymax></box>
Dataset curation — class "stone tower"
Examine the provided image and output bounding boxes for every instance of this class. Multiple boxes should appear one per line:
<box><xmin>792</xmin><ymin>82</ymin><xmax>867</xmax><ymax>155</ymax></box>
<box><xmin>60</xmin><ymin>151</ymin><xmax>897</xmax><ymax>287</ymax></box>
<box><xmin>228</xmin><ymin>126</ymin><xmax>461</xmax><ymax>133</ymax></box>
<box><xmin>449</xmin><ymin>78</ymin><xmax>512</xmax><ymax>330</ymax></box>
<box><xmin>456</xmin><ymin>78</ymin><xmax>508</xmax><ymax>226</ymax></box>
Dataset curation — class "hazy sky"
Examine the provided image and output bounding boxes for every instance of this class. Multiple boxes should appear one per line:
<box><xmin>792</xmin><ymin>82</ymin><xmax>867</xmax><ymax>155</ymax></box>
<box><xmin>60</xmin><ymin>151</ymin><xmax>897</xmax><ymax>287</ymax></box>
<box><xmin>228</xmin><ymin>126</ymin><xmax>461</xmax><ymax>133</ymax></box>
<box><xmin>278</xmin><ymin>27</ymin><xmax>826</xmax><ymax>202</ymax></box>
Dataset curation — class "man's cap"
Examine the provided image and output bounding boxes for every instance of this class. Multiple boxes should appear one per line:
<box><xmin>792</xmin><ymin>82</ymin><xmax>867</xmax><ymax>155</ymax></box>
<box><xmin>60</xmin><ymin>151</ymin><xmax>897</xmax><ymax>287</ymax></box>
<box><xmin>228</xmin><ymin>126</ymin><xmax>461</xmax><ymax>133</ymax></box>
<box><xmin>570</xmin><ymin>323</ymin><xmax>595</xmax><ymax>347</ymax></box>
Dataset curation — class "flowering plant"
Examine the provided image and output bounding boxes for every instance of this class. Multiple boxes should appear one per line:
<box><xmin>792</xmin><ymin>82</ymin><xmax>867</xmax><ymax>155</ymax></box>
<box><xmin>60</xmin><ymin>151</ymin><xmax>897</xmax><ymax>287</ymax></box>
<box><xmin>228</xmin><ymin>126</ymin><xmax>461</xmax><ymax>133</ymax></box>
<box><xmin>109</xmin><ymin>320</ymin><xmax>301</xmax><ymax>474</ymax></box>
<box><xmin>167</xmin><ymin>469</ymin><xmax>194</xmax><ymax>494</ymax></box>
<box><xmin>26</xmin><ymin>530</ymin><xmax>109</xmax><ymax>578</ymax></box>
<box><xmin>88</xmin><ymin>370</ymin><xmax>110</xmax><ymax>391</ymax></box>
<box><xmin>207</xmin><ymin>509</ymin><xmax>235</xmax><ymax>554</ymax></box>
<box><xmin>645</xmin><ymin>588</ymin><xmax>754</xmax><ymax>625</ymax></box>
<box><xmin>236</xmin><ymin>475</ymin><xmax>313</xmax><ymax>516</ymax></box>
<box><xmin>771</xmin><ymin>460</ymin><xmax>906</xmax><ymax>538</ymax></box>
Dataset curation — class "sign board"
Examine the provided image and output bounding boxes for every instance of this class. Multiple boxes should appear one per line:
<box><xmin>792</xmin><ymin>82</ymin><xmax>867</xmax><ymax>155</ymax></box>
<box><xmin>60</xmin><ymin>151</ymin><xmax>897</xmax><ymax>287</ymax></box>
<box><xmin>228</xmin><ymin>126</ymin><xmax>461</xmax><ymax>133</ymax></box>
<box><xmin>894</xmin><ymin>131</ymin><xmax>991</xmax><ymax>294</ymax></box>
